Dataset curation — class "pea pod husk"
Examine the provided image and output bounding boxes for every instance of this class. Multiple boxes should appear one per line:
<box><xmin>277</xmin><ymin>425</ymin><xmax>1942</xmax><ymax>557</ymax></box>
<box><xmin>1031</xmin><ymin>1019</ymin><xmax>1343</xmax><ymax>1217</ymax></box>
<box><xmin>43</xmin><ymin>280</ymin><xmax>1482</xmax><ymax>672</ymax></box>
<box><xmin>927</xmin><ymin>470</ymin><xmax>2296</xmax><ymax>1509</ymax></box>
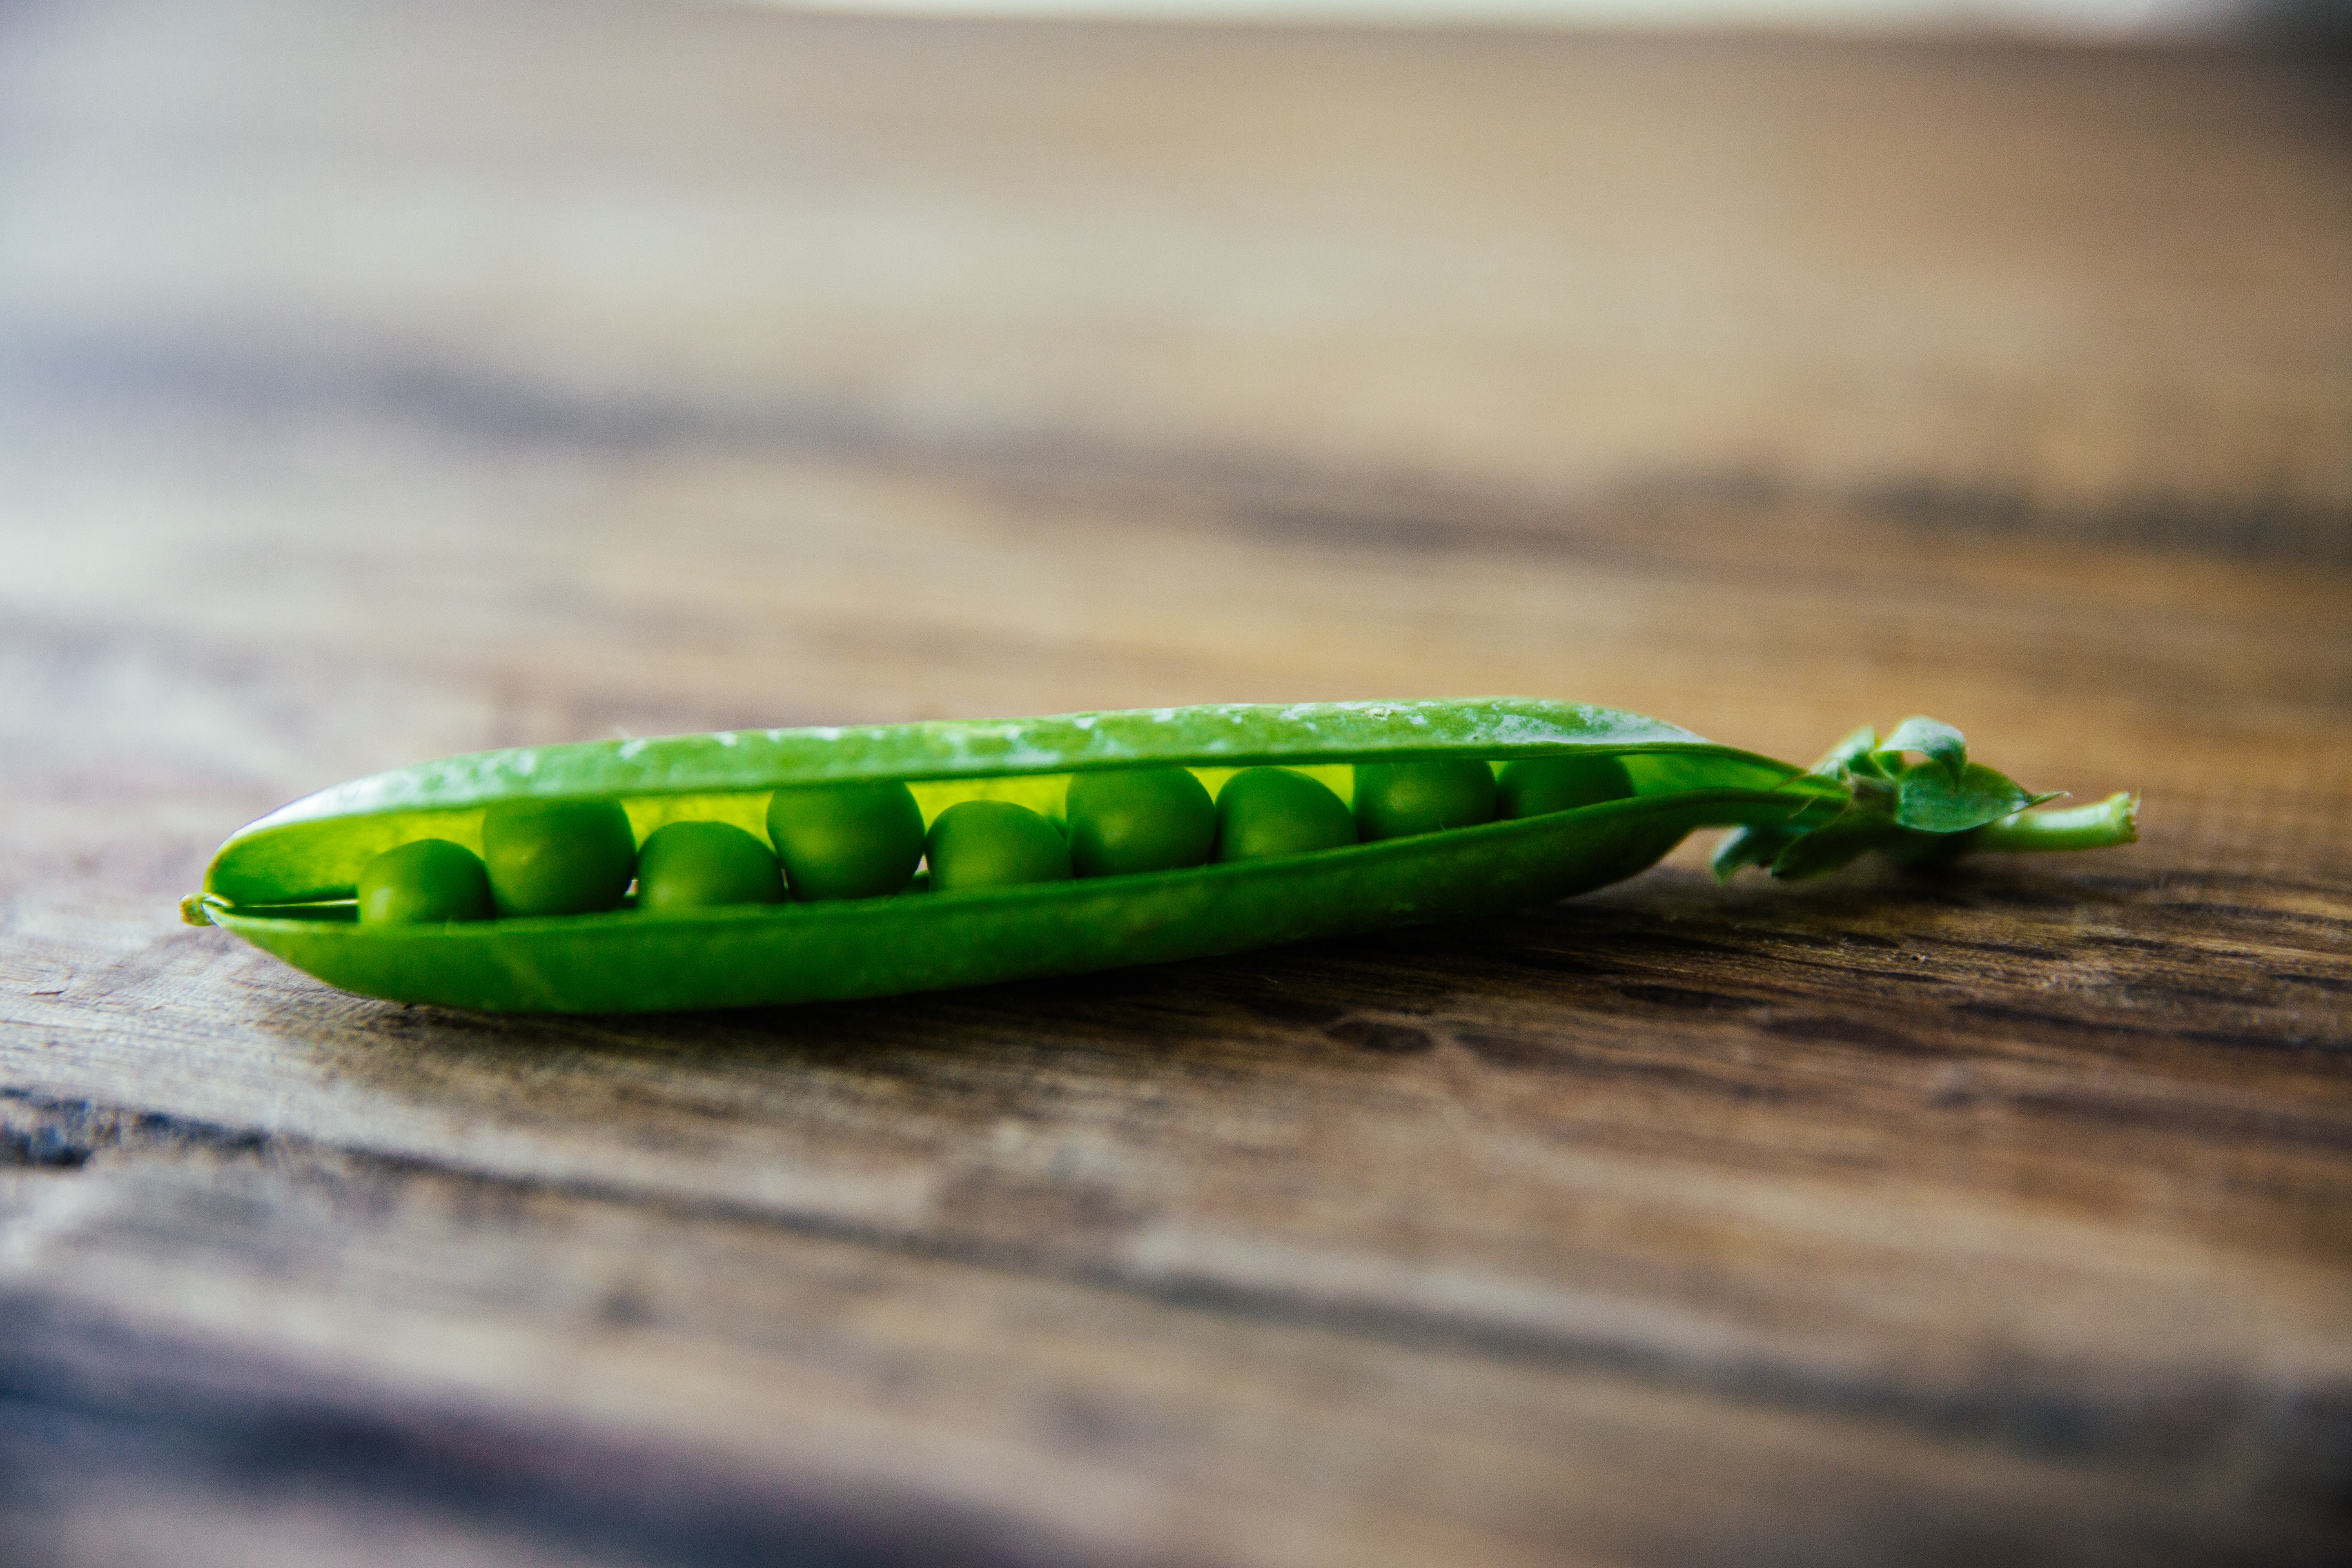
<box><xmin>185</xmin><ymin>699</ymin><xmax>2125</xmax><ymax>1014</ymax></box>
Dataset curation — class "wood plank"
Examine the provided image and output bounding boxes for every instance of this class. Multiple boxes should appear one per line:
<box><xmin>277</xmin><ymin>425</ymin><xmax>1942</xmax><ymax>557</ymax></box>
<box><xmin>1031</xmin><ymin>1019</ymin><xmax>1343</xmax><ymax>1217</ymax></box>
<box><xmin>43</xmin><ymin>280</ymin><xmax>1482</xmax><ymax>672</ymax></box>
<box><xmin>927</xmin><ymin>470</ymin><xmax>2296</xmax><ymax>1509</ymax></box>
<box><xmin>5</xmin><ymin>1121</ymin><xmax>2344</xmax><ymax>1568</ymax></box>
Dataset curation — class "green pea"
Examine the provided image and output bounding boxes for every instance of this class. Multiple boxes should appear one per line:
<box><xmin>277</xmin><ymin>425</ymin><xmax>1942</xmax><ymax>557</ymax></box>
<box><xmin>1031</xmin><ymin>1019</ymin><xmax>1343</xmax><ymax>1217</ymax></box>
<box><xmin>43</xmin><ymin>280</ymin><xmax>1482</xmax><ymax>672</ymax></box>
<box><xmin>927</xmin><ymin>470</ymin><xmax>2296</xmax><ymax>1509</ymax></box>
<box><xmin>357</xmin><ymin>839</ymin><xmax>493</xmax><ymax>924</ymax></box>
<box><xmin>926</xmin><ymin>800</ymin><xmax>1071</xmax><ymax>892</ymax></box>
<box><xmin>635</xmin><ymin>821</ymin><xmax>784</xmax><ymax>914</ymax></box>
<box><xmin>1214</xmin><ymin>768</ymin><xmax>1356</xmax><ymax>862</ymax></box>
<box><xmin>1497</xmin><ymin>755</ymin><xmax>1636</xmax><ymax>818</ymax></box>
<box><xmin>1353</xmin><ymin>758</ymin><xmax>1498</xmax><ymax>841</ymax></box>
<box><xmin>481</xmin><ymin>799</ymin><xmax>636</xmax><ymax>917</ymax></box>
<box><xmin>766</xmin><ymin>780</ymin><xmax>925</xmax><ymax>901</ymax></box>
<box><xmin>1066</xmin><ymin>767</ymin><xmax>1216</xmax><ymax>878</ymax></box>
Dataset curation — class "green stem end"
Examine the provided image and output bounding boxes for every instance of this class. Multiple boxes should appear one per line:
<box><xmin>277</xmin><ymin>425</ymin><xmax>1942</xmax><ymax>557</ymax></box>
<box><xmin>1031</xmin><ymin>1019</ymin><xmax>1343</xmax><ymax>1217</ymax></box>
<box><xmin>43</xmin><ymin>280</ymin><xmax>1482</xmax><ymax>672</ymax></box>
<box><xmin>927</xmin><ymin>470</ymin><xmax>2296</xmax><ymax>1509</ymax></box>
<box><xmin>1967</xmin><ymin>791</ymin><xmax>2140</xmax><ymax>856</ymax></box>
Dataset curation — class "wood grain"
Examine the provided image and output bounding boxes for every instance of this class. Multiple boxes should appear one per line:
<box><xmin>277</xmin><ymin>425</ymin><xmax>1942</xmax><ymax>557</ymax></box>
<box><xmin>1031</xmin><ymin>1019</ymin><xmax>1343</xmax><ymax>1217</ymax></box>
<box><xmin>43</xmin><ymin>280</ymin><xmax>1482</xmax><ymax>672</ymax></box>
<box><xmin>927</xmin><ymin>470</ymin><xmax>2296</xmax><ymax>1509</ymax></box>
<box><xmin>2</xmin><ymin>3</ymin><xmax>2349</xmax><ymax>1564</ymax></box>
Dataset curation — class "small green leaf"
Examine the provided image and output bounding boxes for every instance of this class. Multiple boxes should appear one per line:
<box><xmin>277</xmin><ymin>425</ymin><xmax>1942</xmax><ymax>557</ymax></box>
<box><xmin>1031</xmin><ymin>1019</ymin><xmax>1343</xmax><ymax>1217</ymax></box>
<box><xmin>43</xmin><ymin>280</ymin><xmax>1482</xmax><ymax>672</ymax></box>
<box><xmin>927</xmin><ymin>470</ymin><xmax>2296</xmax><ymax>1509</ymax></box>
<box><xmin>1711</xmin><ymin>825</ymin><xmax>1795</xmax><ymax>882</ymax></box>
<box><xmin>1768</xmin><ymin>811</ymin><xmax>1896</xmax><ymax>880</ymax></box>
<box><xmin>1879</xmin><ymin>717</ymin><xmax>1967</xmax><ymax>782</ymax></box>
<box><xmin>1780</xmin><ymin>788</ymin><xmax>1857</xmax><ymax>830</ymax></box>
<box><xmin>1846</xmin><ymin>770</ymin><xmax>1898</xmax><ymax>811</ymax></box>
<box><xmin>1846</xmin><ymin>750</ymin><xmax>1895</xmax><ymax>783</ymax></box>
<box><xmin>1810</xmin><ymin>726</ymin><xmax>1878</xmax><ymax>777</ymax></box>
<box><xmin>1893</xmin><ymin>761</ymin><xmax>2047</xmax><ymax>834</ymax></box>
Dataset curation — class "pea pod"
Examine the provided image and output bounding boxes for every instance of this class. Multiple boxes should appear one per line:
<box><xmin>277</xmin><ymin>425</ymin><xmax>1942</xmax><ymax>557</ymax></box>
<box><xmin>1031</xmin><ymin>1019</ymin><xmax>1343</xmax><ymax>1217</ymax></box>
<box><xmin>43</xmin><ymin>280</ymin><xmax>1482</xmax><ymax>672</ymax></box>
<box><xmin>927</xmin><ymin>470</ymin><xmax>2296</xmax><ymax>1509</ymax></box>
<box><xmin>180</xmin><ymin>699</ymin><xmax>2136</xmax><ymax>1014</ymax></box>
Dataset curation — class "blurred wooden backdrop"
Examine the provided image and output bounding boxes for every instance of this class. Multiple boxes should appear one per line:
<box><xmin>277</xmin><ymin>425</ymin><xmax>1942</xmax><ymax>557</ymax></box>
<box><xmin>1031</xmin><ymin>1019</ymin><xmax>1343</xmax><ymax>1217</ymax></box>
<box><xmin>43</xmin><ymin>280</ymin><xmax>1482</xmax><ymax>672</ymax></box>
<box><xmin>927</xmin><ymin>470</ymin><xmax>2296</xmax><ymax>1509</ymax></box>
<box><xmin>2</xmin><ymin>3</ymin><xmax>2348</xmax><ymax>1564</ymax></box>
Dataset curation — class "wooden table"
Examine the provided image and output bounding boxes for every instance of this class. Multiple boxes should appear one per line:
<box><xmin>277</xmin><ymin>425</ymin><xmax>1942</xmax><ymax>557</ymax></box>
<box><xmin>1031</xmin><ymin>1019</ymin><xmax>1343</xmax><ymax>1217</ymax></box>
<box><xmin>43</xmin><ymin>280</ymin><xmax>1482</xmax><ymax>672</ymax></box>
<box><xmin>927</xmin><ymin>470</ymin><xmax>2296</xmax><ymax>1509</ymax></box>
<box><xmin>4</xmin><ymin>4</ymin><xmax>2348</xmax><ymax>1563</ymax></box>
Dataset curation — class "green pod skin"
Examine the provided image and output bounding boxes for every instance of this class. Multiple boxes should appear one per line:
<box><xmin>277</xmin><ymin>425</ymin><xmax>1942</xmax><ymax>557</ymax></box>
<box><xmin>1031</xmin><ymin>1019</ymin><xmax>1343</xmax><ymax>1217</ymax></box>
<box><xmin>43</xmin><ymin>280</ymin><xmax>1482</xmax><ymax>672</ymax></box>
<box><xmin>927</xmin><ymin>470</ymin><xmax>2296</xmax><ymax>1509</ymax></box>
<box><xmin>635</xmin><ymin>821</ymin><xmax>784</xmax><ymax>914</ymax></box>
<box><xmin>1067</xmin><ymin>767</ymin><xmax>1216</xmax><ymax>877</ymax></box>
<box><xmin>1215</xmin><ymin>768</ymin><xmax>1356</xmax><ymax>862</ymax></box>
<box><xmin>183</xmin><ymin>698</ymin><xmax>2134</xmax><ymax>1014</ymax></box>
<box><xmin>766</xmin><ymin>780</ymin><xmax>925</xmax><ymax>901</ymax></box>
<box><xmin>1354</xmin><ymin>759</ymin><xmax>1499</xmax><ymax>841</ymax></box>
<box><xmin>1497</xmin><ymin>755</ymin><xmax>1637</xmax><ymax>818</ymax></box>
<box><xmin>357</xmin><ymin>839</ymin><xmax>493</xmax><ymax>924</ymax></box>
<box><xmin>927</xmin><ymin>800</ymin><xmax>1073</xmax><ymax>892</ymax></box>
<box><xmin>481</xmin><ymin>800</ymin><xmax>636</xmax><ymax>917</ymax></box>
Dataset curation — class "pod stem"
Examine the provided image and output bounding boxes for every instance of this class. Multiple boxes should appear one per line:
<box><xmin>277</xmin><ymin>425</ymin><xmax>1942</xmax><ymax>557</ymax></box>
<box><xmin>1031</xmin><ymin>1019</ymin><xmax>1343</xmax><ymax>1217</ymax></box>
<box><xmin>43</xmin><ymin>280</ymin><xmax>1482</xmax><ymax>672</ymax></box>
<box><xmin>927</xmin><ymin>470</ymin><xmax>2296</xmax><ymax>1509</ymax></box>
<box><xmin>1714</xmin><ymin>719</ymin><xmax>2138</xmax><ymax>882</ymax></box>
<box><xmin>1967</xmin><ymin>791</ymin><xmax>2139</xmax><ymax>855</ymax></box>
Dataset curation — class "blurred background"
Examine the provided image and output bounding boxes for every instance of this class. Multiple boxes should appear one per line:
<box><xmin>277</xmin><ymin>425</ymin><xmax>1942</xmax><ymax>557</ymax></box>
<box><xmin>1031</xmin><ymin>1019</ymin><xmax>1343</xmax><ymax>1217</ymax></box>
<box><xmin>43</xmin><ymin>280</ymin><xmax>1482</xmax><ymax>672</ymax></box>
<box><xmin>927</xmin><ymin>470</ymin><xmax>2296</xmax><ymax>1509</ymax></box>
<box><xmin>772</xmin><ymin>0</ymin><xmax>2326</xmax><ymax>30</ymax></box>
<box><xmin>4</xmin><ymin>2</ymin><xmax>2350</xmax><ymax>1565</ymax></box>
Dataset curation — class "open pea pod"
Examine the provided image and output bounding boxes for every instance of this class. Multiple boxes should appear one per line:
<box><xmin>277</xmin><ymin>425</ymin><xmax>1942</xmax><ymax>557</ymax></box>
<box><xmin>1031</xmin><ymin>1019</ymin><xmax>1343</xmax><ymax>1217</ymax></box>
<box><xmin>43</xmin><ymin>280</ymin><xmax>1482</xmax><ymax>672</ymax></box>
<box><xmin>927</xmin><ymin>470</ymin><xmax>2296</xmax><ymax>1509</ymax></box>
<box><xmin>183</xmin><ymin>698</ymin><xmax>2134</xmax><ymax>1014</ymax></box>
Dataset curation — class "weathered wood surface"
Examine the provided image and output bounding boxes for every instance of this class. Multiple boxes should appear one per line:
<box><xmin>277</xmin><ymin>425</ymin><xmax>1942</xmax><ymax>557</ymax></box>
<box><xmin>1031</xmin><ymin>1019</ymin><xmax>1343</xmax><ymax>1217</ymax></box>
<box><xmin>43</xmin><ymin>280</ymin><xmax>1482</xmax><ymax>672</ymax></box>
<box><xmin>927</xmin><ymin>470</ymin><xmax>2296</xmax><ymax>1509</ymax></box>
<box><xmin>3</xmin><ymin>4</ymin><xmax>2349</xmax><ymax>1564</ymax></box>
